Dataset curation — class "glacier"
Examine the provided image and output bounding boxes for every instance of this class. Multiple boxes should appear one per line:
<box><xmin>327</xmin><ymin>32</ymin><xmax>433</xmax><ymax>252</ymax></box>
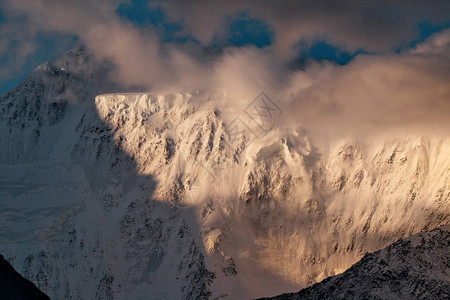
<box><xmin>0</xmin><ymin>48</ymin><xmax>449</xmax><ymax>299</ymax></box>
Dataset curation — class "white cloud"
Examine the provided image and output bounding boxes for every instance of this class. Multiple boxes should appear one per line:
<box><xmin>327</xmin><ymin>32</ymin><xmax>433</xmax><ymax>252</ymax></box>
<box><xmin>411</xmin><ymin>28</ymin><xmax>450</xmax><ymax>55</ymax></box>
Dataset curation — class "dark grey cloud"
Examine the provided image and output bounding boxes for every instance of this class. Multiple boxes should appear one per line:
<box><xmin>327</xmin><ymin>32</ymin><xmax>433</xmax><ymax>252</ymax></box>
<box><xmin>159</xmin><ymin>0</ymin><xmax>450</xmax><ymax>54</ymax></box>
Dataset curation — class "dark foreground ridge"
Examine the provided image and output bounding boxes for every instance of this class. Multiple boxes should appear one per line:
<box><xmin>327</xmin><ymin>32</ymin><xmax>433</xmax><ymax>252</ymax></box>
<box><xmin>0</xmin><ymin>254</ymin><xmax>50</xmax><ymax>300</ymax></box>
<box><xmin>260</xmin><ymin>226</ymin><xmax>450</xmax><ymax>300</ymax></box>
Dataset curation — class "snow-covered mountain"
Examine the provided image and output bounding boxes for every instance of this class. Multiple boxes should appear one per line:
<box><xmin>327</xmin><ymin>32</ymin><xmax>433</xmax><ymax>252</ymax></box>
<box><xmin>262</xmin><ymin>225</ymin><xmax>450</xmax><ymax>300</ymax></box>
<box><xmin>0</xmin><ymin>49</ymin><xmax>449</xmax><ymax>299</ymax></box>
<box><xmin>0</xmin><ymin>48</ymin><xmax>215</xmax><ymax>300</ymax></box>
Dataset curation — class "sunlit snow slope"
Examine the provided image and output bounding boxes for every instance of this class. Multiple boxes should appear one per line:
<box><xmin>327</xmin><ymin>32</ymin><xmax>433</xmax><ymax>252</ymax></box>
<box><xmin>0</xmin><ymin>49</ymin><xmax>449</xmax><ymax>299</ymax></box>
<box><xmin>263</xmin><ymin>226</ymin><xmax>450</xmax><ymax>300</ymax></box>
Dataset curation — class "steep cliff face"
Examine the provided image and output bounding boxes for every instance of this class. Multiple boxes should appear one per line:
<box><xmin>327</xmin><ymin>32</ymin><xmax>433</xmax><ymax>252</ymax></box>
<box><xmin>263</xmin><ymin>226</ymin><xmax>450</xmax><ymax>300</ymax></box>
<box><xmin>0</xmin><ymin>50</ymin><xmax>448</xmax><ymax>299</ymax></box>
<box><xmin>93</xmin><ymin>92</ymin><xmax>449</xmax><ymax>298</ymax></box>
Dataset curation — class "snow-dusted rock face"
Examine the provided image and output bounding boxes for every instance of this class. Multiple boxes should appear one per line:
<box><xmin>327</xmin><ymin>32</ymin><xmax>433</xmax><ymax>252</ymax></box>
<box><xmin>263</xmin><ymin>226</ymin><xmax>450</xmax><ymax>300</ymax></box>
<box><xmin>0</xmin><ymin>50</ymin><xmax>215</xmax><ymax>300</ymax></box>
<box><xmin>0</xmin><ymin>50</ymin><xmax>449</xmax><ymax>299</ymax></box>
<box><xmin>94</xmin><ymin>92</ymin><xmax>450</xmax><ymax>298</ymax></box>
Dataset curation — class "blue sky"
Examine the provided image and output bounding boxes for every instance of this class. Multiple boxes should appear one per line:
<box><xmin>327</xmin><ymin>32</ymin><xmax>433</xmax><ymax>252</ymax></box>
<box><xmin>0</xmin><ymin>0</ymin><xmax>449</xmax><ymax>94</ymax></box>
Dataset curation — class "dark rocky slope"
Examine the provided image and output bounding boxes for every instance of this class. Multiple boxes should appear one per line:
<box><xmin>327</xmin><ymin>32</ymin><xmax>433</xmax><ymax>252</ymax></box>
<box><xmin>0</xmin><ymin>254</ymin><xmax>50</xmax><ymax>300</ymax></box>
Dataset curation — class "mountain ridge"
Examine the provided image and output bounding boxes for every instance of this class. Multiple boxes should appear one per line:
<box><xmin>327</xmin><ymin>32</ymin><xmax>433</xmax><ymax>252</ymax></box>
<box><xmin>0</xmin><ymin>49</ymin><xmax>448</xmax><ymax>299</ymax></box>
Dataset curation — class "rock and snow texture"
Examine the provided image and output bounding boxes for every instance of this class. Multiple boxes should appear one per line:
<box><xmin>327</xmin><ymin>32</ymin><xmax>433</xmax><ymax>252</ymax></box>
<box><xmin>262</xmin><ymin>226</ymin><xmax>450</xmax><ymax>300</ymax></box>
<box><xmin>0</xmin><ymin>49</ymin><xmax>215</xmax><ymax>300</ymax></box>
<box><xmin>0</xmin><ymin>49</ymin><xmax>449</xmax><ymax>299</ymax></box>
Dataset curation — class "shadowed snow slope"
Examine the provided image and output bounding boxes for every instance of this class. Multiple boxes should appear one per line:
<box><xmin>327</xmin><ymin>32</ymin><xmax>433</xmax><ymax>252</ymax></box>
<box><xmin>261</xmin><ymin>226</ymin><xmax>450</xmax><ymax>300</ymax></box>
<box><xmin>0</xmin><ymin>49</ymin><xmax>449</xmax><ymax>299</ymax></box>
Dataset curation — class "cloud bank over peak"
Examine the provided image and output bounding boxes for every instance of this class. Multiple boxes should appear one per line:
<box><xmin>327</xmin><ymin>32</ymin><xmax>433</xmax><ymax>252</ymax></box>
<box><xmin>284</xmin><ymin>33</ymin><xmax>450</xmax><ymax>139</ymax></box>
<box><xmin>0</xmin><ymin>0</ymin><xmax>449</xmax><ymax>139</ymax></box>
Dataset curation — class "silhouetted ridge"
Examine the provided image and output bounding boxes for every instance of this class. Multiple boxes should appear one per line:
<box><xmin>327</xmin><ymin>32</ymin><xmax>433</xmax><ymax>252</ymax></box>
<box><xmin>0</xmin><ymin>254</ymin><xmax>50</xmax><ymax>300</ymax></box>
